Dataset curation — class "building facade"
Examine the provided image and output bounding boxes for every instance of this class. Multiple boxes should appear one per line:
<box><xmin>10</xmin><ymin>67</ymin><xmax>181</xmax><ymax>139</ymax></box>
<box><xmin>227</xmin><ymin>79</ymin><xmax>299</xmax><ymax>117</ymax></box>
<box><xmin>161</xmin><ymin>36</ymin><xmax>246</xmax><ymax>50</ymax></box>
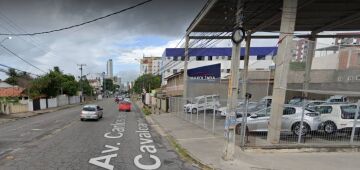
<box><xmin>140</xmin><ymin>57</ymin><xmax>161</xmax><ymax>75</ymax></box>
<box><xmin>160</xmin><ymin>47</ymin><xmax>277</xmax><ymax>85</ymax></box>
<box><xmin>106</xmin><ymin>59</ymin><xmax>113</xmax><ymax>79</ymax></box>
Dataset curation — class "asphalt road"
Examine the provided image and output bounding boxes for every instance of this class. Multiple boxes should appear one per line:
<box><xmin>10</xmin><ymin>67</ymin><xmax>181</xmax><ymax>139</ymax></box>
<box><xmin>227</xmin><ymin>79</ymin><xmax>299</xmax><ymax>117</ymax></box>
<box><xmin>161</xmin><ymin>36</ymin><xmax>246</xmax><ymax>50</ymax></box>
<box><xmin>0</xmin><ymin>99</ymin><xmax>198</xmax><ymax>170</ymax></box>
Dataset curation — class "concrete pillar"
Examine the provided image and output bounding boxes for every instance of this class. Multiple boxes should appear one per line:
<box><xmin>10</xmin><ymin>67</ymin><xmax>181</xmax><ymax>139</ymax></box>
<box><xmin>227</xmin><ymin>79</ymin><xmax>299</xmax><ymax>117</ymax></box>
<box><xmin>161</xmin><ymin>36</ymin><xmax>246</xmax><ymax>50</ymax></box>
<box><xmin>303</xmin><ymin>34</ymin><xmax>316</xmax><ymax>97</ymax></box>
<box><xmin>267</xmin><ymin>0</ymin><xmax>298</xmax><ymax>144</ymax></box>
<box><xmin>182</xmin><ymin>35</ymin><xmax>190</xmax><ymax>101</ymax></box>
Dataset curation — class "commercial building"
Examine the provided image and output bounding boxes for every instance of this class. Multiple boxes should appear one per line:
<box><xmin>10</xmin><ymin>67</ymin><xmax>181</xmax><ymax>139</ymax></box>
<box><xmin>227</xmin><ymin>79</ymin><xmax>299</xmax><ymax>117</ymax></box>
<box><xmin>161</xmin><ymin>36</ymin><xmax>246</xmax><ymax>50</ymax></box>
<box><xmin>160</xmin><ymin>47</ymin><xmax>277</xmax><ymax>85</ymax></box>
<box><xmin>140</xmin><ymin>57</ymin><xmax>161</xmax><ymax>75</ymax></box>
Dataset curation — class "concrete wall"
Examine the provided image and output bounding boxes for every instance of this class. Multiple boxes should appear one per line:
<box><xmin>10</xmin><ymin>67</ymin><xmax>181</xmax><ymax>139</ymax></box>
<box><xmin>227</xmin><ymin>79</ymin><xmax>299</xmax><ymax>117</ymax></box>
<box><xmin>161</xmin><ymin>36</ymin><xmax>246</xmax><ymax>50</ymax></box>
<box><xmin>69</xmin><ymin>96</ymin><xmax>80</xmax><ymax>104</ymax></box>
<box><xmin>48</xmin><ymin>98</ymin><xmax>57</xmax><ymax>108</ymax></box>
<box><xmin>40</xmin><ymin>99</ymin><xmax>47</xmax><ymax>109</ymax></box>
<box><xmin>28</xmin><ymin>100</ymin><xmax>33</xmax><ymax>112</ymax></box>
<box><xmin>10</xmin><ymin>103</ymin><xmax>28</xmax><ymax>113</ymax></box>
<box><xmin>57</xmin><ymin>95</ymin><xmax>69</xmax><ymax>106</ymax></box>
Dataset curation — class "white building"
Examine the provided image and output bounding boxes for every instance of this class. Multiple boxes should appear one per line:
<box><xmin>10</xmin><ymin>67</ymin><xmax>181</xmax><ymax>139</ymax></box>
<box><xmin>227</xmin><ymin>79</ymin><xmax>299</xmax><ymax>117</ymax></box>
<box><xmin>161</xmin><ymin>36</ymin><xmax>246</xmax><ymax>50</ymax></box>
<box><xmin>160</xmin><ymin>47</ymin><xmax>277</xmax><ymax>85</ymax></box>
<box><xmin>106</xmin><ymin>59</ymin><xmax>113</xmax><ymax>79</ymax></box>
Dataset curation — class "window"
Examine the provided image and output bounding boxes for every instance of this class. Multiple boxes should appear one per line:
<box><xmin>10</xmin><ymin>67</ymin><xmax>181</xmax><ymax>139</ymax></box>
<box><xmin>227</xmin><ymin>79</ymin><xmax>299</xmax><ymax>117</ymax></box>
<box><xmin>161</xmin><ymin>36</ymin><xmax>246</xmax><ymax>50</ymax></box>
<box><xmin>173</xmin><ymin>56</ymin><xmax>178</xmax><ymax>61</ymax></box>
<box><xmin>226</xmin><ymin>69</ymin><xmax>230</xmax><ymax>73</ymax></box>
<box><xmin>180</xmin><ymin>69</ymin><xmax>184</xmax><ymax>72</ymax></box>
<box><xmin>208</xmin><ymin>56</ymin><xmax>213</xmax><ymax>61</ymax></box>
<box><xmin>257</xmin><ymin>55</ymin><xmax>266</xmax><ymax>60</ymax></box>
<box><xmin>196</xmin><ymin>56</ymin><xmax>204</xmax><ymax>61</ymax></box>
<box><xmin>173</xmin><ymin>69</ymin><xmax>177</xmax><ymax>74</ymax></box>
<box><xmin>221</xmin><ymin>56</ymin><xmax>226</xmax><ymax>60</ymax></box>
<box><xmin>206</xmin><ymin>97</ymin><xmax>213</xmax><ymax>102</ymax></box>
<box><xmin>181</xmin><ymin>56</ymin><xmax>185</xmax><ymax>61</ymax></box>
<box><xmin>240</xmin><ymin>56</ymin><xmax>244</xmax><ymax>60</ymax></box>
<box><xmin>315</xmin><ymin>106</ymin><xmax>333</xmax><ymax>114</ymax></box>
<box><xmin>227</xmin><ymin>56</ymin><xmax>231</xmax><ymax>60</ymax></box>
<box><xmin>348</xmin><ymin>76</ymin><xmax>353</xmax><ymax>81</ymax></box>
<box><xmin>216</xmin><ymin>56</ymin><xmax>219</xmax><ymax>59</ymax></box>
<box><xmin>198</xmin><ymin>98</ymin><xmax>205</xmax><ymax>104</ymax></box>
<box><xmin>356</xmin><ymin>75</ymin><xmax>360</xmax><ymax>80</ymax></box>
<box><xmin>83</xmin><ymin>106</ymin><xmax>96</xmax><ymax>111</ymax></box>
<box><xmin>256</xmin><ymin>108</ymin><xmax>271</xmax><ymax>117</ymax></box>
<box><xmin>283</xmin><ymin>107</ymin><xmax>296</xmax><ymax>115</ymax></box>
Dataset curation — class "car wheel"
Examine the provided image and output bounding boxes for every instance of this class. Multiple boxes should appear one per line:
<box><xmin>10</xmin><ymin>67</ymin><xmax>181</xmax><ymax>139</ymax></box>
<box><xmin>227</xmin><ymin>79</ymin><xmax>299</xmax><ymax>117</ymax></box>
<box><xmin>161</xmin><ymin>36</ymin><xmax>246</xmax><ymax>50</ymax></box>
<box><xmin>191</xmin><ymin>108</ymin><xmax>197</xmax><ymax>114</ymax></box>
<box><xmin>235</xmin><ymin>124</ymin><xmax>248</xmax><ymax>135</ymax></box>
<box><xmin>324</xmin><ymin>121</ymin><xmax>337</xmax><ymax>134</ymax></box>
<box><xmin>292</xmin><ymin>122</ymin><xmax>310</xmax><ymax>136</ymax></box>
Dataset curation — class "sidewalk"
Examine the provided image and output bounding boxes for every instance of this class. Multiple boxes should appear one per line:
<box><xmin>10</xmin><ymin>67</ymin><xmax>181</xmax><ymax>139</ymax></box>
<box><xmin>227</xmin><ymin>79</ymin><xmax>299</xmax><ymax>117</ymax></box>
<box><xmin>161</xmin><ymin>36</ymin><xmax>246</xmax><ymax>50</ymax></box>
<box><xmin>149</xmin><ymin>113</ymin><xmax>360</xmax><ymax>170</ymax></box>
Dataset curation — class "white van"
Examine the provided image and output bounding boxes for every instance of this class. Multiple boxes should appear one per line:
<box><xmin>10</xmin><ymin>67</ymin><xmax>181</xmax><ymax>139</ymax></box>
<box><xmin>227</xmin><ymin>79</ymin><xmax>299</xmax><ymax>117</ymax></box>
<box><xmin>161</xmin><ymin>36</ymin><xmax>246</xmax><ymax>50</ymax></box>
<box><xmin>184</xmin><ymin>95</ymin><xmax>220</xmax><ymax>114</ymax></box>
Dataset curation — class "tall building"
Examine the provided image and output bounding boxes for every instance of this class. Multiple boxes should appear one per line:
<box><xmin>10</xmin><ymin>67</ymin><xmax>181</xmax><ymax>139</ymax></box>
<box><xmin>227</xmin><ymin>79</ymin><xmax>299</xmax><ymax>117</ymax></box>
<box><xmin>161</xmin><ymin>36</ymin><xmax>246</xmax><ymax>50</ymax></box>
<box><xmin>106</xmin><ymin>59</ymin><xmax>113</xmax><ymax>79</ymax></box>
<box><xmin>140</xmin><ymin>57</ymin><xmax>161</xmax><ymax>75</ymax></box>
<box><xmin>293</xmin><ymin>39</ymin><xmax>311</xmax><ymax>62</ymax></box>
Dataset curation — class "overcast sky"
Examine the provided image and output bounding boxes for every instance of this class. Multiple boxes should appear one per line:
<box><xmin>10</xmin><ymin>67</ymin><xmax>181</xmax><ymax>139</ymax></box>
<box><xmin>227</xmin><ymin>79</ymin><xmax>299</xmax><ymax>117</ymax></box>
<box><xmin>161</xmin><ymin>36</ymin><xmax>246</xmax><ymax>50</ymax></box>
<box><xmin>0</xmin><ymin>0</ymin><xmax>208</xmax><ymax>83</ymax></box>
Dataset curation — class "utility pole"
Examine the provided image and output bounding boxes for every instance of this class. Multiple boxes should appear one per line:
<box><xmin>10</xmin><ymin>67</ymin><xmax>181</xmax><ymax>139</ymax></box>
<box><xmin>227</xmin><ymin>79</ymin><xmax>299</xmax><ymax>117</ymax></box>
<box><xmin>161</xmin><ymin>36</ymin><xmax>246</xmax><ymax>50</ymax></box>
<box><xmin>223</xmin><ymin>0</ymin><xmax>244</xmax><ymax>160</ymax></box>
<box><xmin>78</xmin><ymin>64</ymin><xmax>86</xmax><ymax>96</ymax></box>
<box><xmin>183</xmin><ymin>35</ymin><xmax>190</xmax><ymax>101</ymax></box>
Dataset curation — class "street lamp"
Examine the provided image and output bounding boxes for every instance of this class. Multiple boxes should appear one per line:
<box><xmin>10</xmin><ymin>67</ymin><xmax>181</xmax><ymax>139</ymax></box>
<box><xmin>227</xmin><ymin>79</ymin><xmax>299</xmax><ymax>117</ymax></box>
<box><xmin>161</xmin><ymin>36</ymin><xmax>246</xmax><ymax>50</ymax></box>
<box><xmin>0</xmin><ymin>36</ymin><xmax>12</xmax><ymax>44</ymax></box>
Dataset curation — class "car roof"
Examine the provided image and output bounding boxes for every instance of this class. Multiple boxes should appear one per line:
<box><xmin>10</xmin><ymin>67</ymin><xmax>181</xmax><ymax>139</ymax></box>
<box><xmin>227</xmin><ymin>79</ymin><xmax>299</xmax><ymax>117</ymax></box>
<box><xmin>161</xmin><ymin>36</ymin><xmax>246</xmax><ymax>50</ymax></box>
<box><xmin>84</xmin><ymin>104</ymin><xmax>97</xmax><ymax>107</ymax></box>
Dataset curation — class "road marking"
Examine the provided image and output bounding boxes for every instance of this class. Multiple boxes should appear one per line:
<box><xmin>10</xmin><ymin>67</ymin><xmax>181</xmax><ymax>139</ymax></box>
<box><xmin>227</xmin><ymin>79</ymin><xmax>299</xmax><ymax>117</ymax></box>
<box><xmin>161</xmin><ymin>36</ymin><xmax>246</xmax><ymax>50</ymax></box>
<box><xmin>31</xmin><ymin>128</ymin><xmax>42</xmax><ymax>131</ymax></box>
<box><xmin>134</xmin><ymin>119</ymin><xmax>161</xmax><ymax>170</ymax></box>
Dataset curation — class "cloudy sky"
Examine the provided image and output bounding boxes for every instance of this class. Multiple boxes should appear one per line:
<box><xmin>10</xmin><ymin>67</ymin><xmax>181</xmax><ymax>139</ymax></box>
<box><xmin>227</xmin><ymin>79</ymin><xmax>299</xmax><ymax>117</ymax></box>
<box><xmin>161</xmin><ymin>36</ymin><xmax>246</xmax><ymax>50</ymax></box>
<box><xmin>0</xmin><ymin>0</ymin><xmax>209</xmax><ymax>83</ymax></box>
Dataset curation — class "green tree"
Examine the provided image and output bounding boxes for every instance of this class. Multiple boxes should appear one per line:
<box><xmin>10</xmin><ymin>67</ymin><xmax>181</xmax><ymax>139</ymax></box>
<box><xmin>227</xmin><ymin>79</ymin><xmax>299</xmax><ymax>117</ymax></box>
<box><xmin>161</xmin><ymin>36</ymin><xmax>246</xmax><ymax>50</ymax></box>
<box><xmin>132</xmin><ymin>74</ymin><xmax>161</xmax><ymax>94</ymax></box>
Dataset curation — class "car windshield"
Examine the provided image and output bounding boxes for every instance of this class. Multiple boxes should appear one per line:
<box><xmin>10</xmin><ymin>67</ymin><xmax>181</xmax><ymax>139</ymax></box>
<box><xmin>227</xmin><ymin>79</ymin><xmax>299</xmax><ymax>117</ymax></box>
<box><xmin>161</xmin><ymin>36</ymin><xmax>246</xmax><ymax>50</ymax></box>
<box><xmin>83</xmin><ymin>107</ymin><xmax>96</xmax><ymax>111</ymax></box>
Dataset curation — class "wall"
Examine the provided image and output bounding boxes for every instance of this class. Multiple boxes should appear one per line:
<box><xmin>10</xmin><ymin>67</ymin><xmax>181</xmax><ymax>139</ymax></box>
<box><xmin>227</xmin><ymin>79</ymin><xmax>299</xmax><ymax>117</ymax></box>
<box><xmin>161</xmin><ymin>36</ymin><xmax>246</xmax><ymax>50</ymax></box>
<box><xmin>48</xmin><ymin>98</ymin><xmax>57</xmax><ymax>108</ymax></box>
<box><xmin>28</xmin><ymin>100</ymin><xmax>33</xmax><ymax>112</ymax></box>
<box><xmin>69</xmin><ymin>96</ymin><xmax>80</xmax><ymax>104</ymax></box>
<box><xmin>40</xmin><ymin>99</ymin><xmax>47</xmax><ymax>109</ymax></box>
<box><xmin>10</xmin><ymin>103</ymin><xmax>28</xmax><ymax>113</ymax></box>
<box><xmin>57</xmin><ymin>95</ymin><xmax>69</xmax><ymax>106</ymax></box>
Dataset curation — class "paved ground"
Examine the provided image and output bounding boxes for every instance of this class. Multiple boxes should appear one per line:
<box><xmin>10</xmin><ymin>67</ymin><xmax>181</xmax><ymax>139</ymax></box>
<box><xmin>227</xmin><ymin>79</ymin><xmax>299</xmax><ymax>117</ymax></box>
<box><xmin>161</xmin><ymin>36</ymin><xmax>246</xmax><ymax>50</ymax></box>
<box><xmin>151</xmin><ymin>113</ymin><xmax>360</xmax><ymax>170</ymax></box>
<box><xmin>0</xmin><ymin>99</ymin><xmax>197</xmax><ymax>170</ymax></box>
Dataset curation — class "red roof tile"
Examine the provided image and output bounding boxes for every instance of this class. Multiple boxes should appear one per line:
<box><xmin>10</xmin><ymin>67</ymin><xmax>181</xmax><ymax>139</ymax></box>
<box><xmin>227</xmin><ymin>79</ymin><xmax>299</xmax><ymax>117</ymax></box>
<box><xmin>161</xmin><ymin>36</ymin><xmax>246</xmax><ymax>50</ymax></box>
<box><xmin>0</xmin><ymin>87</ymin><xmax>25</xmax><ymax>97</ymax></box>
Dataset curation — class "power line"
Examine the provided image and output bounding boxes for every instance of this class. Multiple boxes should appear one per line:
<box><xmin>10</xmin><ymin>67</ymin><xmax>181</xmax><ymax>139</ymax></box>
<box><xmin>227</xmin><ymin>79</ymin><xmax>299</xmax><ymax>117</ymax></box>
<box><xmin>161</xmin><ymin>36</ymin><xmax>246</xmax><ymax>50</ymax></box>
<box><xmin>0</xmin><ymin>0</ymin><xmax>154</xmax><ymax>36</ymax></box>
<box><xmin>0</xmin><ymin>63</ymin><xmax>39</xmax><ymax>76</ymax></box>
<box><xmin>0</xmin><ymin>44</ymin><xmax>46</xmax><ymax>73</ymax></box>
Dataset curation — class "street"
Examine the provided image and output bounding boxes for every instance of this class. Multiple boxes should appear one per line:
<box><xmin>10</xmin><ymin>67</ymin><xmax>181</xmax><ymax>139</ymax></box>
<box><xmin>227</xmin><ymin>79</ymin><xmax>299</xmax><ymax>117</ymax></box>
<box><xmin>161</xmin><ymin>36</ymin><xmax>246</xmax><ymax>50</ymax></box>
<box><xmin>0</xmin><ymin>99</ymin><xmax>197</xmax><ymax>170</ymax></box>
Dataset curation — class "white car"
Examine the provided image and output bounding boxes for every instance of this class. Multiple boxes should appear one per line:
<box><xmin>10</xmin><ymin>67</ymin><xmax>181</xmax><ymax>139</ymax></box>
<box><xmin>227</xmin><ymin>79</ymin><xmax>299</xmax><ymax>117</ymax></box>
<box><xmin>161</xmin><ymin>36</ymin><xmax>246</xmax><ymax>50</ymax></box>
<box><xmin>218</xmin><ymin>102</ymin><xmax>258</xmax><ymax>117</ymax></box>
<box><xmin>325</xmin><ymin>95</ymin><xmax>348</xmax><ymax>103</ymax></box>
<box><xmin>80</xmin><ymin>105</ymin><xmax>103</xmax><ymax>121</ymax></box>
<box><xmin>236</xmin><ymin>105</ymin><xmax>321</xmax><ymax>136</ymax></box>
<box><xmin>315</xmin><ymin>103</ymin><xmax>360</xmax><ymax>134</ymax></box>
<box><xmin>184</xmin><ymin>95</ymin><xmax>220</xmax><ymax>114</ymax></box>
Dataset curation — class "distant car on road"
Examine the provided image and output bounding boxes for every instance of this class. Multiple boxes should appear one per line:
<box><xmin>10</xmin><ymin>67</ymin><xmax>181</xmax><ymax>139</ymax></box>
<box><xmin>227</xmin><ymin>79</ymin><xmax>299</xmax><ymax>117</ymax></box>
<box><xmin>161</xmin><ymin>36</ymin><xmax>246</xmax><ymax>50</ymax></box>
<box><xmin>80</xmin><ymin>105</ymin><xmax>103</xmax><ymax>121</ymax></box>
<box><xmin>119</xmin><ymin>101</ymin><xmax>131</xmax><ymax>112</ymax></box>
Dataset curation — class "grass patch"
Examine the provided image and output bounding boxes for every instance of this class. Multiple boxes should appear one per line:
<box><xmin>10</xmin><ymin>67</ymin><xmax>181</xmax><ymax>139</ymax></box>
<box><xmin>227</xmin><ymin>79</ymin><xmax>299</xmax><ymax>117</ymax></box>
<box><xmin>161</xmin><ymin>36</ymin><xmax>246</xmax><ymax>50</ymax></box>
<box><xmin>142</xmin><ymin>106</ymin><xmax>152</xmax><ymax>116</ymax></box>
<box><xmin>166</xmin><ymin>135</ymin><xmax>213</xmax><ymax>170</ymax></box>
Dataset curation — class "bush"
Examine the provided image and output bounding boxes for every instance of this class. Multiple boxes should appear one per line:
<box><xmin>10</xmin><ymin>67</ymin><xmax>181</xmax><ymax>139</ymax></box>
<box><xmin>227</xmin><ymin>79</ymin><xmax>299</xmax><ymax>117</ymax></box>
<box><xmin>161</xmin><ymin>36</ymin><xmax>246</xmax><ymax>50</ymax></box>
<box><xmin>142</xmin><ymin>106</ymin><xmax>152</xmax><ymax>116</ymax></box>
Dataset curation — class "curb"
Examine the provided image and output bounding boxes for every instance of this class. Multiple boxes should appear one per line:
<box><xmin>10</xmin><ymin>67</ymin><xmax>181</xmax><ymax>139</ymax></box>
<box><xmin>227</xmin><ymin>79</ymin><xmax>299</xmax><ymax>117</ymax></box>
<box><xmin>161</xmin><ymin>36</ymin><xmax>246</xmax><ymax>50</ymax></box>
<box><xmin>145</xmin><ymin>115</ymin><xmax>215</xmax><ymax>170</ymax></box>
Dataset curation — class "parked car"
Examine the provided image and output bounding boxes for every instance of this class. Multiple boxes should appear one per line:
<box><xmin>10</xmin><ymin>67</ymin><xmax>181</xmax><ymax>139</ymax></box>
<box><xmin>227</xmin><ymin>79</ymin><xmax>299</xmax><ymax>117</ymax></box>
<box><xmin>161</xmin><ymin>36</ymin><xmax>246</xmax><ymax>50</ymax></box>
<box><xmin>80</xmin><ymin>105</ymin><xmax>103</xmax><ymax>121</ymax></box>
<box><xmin>314</xmin><ymin>103</ymin><xmax>360</xmax><ymax>134</ymax></box>
<box><xmin>293</xmin><ymin>100</ymin><xmax>326</xmax><ymax>110</ymax></box>
<box><xmin>325</xmin><ymin>95</ymin><xmax>348</xmax><ymax>103</ymax></box>
<box><xmin>184</xmin><ymin>95</ymin><xmax>220</xmax><ymax>114</ymax></box>
<box><xmin>119</xmin><ymin>101</ymin><xmax>131</xmax><ymax>112</ymax></box>
<box><xmin>218</xmin><ymin>102</ymin><xmax>261</xmax><ymax>117</ymax></box>
<box><xmin>235</xmin><ymin>105</ymin><xmax>321</xmax><ymax>136</ymax></box>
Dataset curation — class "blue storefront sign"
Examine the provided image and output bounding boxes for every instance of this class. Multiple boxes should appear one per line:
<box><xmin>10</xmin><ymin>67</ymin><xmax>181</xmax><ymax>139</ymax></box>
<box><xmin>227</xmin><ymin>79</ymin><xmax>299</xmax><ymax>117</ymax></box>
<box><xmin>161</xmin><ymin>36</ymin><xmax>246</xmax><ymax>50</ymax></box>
<box><xmin>188</xmin><ymin>63</ymin><xmax>221</xmax><ymax>81</ymax></box>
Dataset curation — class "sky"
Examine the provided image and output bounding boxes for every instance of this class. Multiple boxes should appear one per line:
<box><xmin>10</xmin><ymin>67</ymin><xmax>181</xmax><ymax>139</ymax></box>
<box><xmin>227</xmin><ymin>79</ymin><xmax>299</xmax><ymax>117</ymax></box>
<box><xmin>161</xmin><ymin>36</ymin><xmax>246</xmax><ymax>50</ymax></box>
<box><xmin>0</xmin><ymin>0</ymin><xmax>337</xmax><ymax>84</ymax></box>
<box><xmin>0</xmin><ymin>0</ymin><xmax>207</xmax><ymax>83</ymax></box>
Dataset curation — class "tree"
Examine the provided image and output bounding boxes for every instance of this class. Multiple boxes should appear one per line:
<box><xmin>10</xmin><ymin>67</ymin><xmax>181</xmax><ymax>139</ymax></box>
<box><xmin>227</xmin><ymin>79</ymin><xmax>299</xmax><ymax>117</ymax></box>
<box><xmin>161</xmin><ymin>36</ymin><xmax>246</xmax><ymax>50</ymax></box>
<box><xmin>104</xmin><ymin>79</ymin><xmax>115</xmax><ymax>92</ymax></box>
<box><xmin>132</xmin><ymin>74</ymin><xmax>161</xmax><ymax>94</ymax></box>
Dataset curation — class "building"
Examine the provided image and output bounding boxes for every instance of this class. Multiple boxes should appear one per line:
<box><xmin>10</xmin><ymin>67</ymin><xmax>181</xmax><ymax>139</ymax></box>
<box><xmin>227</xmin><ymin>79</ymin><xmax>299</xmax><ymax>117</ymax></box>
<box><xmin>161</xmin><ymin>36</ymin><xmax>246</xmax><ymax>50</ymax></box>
<box><xmin>140</xmin><ymin>57</ymin><xmax>161</xmax><ymax>75</ymax></box>
<box><xmin>161</xmin><ymin>47</ymin><xmax>277</xmax><ymax>85</ymax></box>
<box><xmin>293</xmin><ymin>39</ymin><xmax>312</xmax><ymax>62</ymax></box>
<box><xmin>0</xmin><ymin>86</ymin><xmax>25</xmax><ymax>97</ymax></box>
<box><xmin>88</xmin><ymin>78</ymin><xmax>102</xmax><ymax>94</ymax></box>
<box><xmin>106</xmin><ymin>59</ymin><xmax>113</xmax><ymax>79</ymax></box>
<box><xmin>335</xmin><ymin>32</ymin><xmax>360</xmax><ymax>45</ymax></box>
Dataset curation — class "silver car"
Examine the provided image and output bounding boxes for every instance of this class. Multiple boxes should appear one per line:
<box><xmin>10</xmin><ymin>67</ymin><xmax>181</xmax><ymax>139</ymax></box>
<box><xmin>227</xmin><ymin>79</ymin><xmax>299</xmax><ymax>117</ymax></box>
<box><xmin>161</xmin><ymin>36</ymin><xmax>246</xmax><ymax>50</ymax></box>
<box><xmin>80</xmin><ymin>105</ymin><xmax>103</xmax><ymax>121</ymax></box>
<box><xmin>235</xmin><ymin>105</ymin><xmax>321</xmax><ymax>136</ymax></box>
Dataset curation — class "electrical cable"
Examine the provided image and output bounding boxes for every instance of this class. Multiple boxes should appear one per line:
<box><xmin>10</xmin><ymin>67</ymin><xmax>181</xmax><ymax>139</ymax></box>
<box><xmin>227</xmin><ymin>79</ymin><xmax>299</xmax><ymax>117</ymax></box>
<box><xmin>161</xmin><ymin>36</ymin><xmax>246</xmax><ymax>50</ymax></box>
<box><xmin>0</xmin><ymin>0</ymin><xmax>154</xmax><ymax>36</ymax></box>
<box><xmin>0</xmin><ymin>63</ymin><xmax>39</xmax><ymax>76</ymax></box>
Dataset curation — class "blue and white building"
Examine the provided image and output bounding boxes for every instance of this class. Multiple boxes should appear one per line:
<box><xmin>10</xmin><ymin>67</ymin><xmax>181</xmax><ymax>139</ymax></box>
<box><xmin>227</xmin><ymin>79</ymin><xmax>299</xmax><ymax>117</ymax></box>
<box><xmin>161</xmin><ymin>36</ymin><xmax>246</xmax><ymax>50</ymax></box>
<box><xmin>160</xmin><ymin>47</ymin><xmax>277</xmax><ymax>85</ymax></box>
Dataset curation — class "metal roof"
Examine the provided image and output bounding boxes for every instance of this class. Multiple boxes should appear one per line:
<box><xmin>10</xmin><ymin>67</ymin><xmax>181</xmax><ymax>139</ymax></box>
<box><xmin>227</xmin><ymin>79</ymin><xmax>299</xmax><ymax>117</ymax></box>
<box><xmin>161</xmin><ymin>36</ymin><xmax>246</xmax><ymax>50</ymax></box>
<box><xmin>187</xmin><ymin>0</ymin><xmax>360</xmax><ymax>33</ymax></box>
<box><xmin>163</xmin><ymin>47</ymin><xmax>277</xmax><ymax>57</ymax></box>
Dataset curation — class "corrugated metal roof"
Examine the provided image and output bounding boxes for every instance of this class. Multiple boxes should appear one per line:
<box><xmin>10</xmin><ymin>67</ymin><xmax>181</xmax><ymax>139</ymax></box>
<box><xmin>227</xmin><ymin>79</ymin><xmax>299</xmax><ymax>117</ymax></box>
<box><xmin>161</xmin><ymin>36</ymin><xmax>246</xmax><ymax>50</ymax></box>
<box><xmin>0</xmin><ymin>87</ymin><xmax>25</xmax><ymax>97</ymax></box>
<box><xmin>163</xmin><ymin>47</ymin><xmax>277</xmax><ymax>57</ymax></box>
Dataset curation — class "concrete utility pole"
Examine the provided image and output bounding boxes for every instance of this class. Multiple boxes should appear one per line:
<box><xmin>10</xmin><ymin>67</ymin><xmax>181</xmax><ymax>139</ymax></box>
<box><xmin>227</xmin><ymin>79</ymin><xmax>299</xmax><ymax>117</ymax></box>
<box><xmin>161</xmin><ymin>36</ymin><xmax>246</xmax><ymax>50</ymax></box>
<box><xmin>303</xmin><ymin>33</ymin><xmax>316</xmax><ymax>97</ymax></box>
<box><xmin>223</xmin><ymin>0</ymin><xmax>243</xmax><ymax>160</ymax></box>
<box><xmin>183</xmin><ymin>35</ymin><xmax>190</xmax><ymax>101</ymax></box>
<box><xmin>78</xmin><ymin>64</ymin><xmax>86</xmax><ymax>95</ymax></box>
<box><xmin>267</xmin><ymin>0</ymin><xmax>298</xmax><ymax>144</ymax></box>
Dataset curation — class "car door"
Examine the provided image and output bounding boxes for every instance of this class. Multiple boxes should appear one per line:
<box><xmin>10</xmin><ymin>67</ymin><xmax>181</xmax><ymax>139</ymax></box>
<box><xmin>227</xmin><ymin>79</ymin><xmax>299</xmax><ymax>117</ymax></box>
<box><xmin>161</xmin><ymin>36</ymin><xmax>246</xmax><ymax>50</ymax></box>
<box><xmin>314</xmin><ymin>105</ymin><xmax>333</xmax><ymax>122</ymax></box>
<box><xmin>197</xmin><ymin>98</ymin><xmax>205</xmax><ymax>111</ymax></box>
<box><xmin>247</xmin><ymin>108</ymin><xmax>271</xmax><ymax>132</ymax></box>
<box><xmin>281</xmin><ymin>107</ymin><xmax>296</xmax><ymax>131</ymax></box>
